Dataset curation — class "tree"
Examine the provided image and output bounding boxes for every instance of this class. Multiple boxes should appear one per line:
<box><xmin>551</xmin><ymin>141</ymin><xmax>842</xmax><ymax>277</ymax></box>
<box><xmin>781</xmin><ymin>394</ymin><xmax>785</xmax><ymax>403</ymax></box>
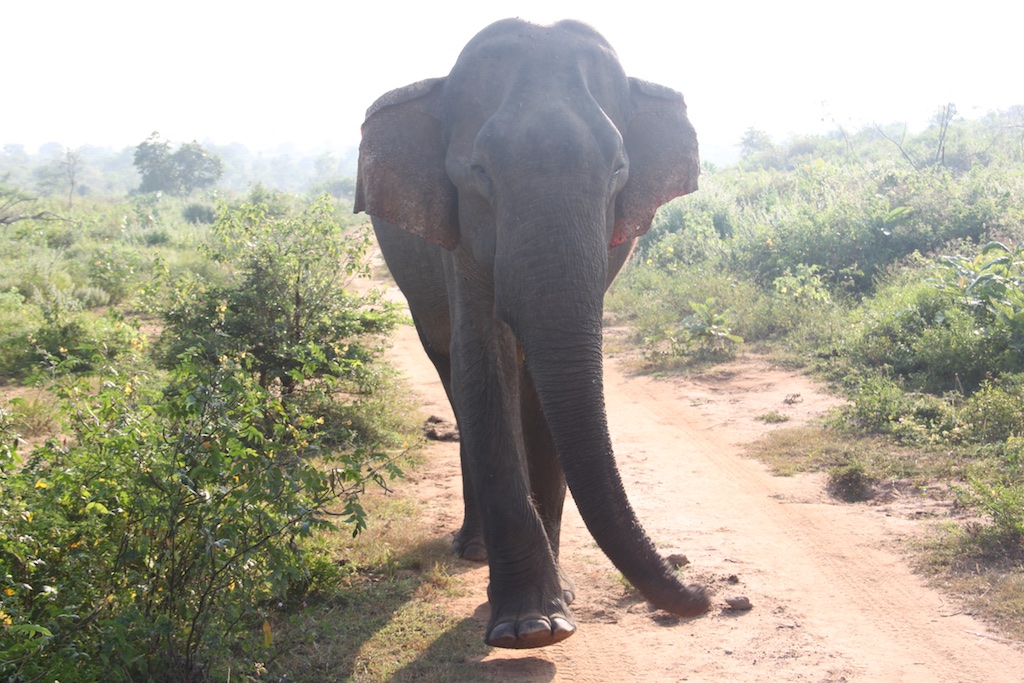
<box><xmin>173</xmin><ymin>140</ymin><xmax>224</xmax><ymax>194</ymax></box>
<box><xmin>34</xmin><ymin>147</ymin><xmax>82</xmax><ymax>208</ymax></box>
<box><xmin>133</xmin><ymin>132</ymin><xmax>175</xmax><ymax>193</ymax></box>
<box><xmin>740</xmin><ymin>127</ymin><xmax>775</xmax><ymax>159</ymax></box>
<box><xmin>133</xmin><ymin>132</ymin><xmax>224</xmax><ymax>195</ymax></box>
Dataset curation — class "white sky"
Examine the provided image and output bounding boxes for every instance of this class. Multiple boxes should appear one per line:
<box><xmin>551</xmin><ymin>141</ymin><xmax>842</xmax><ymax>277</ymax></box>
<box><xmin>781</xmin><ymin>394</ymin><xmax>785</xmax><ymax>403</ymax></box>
<box><xmin>3</xmin><ymin>1</ymin><xmax>1021</xmax><ymax>163</ymax></box>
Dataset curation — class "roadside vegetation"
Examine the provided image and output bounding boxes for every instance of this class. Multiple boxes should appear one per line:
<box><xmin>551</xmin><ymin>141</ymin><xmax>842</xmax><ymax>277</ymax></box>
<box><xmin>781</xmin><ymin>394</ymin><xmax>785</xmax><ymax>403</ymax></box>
<box><xmin>3</xmin><ymin>105</ymin><xmax>1024</xmax><ymax>679</ymax></box>
<box><xmin>607</xmin><ymin>105</ymin><xmax>1024</xmax><ymax>638</ymax></box>
<box><xmin>0</xmin><ymin>160</ymin><xmax>422</xmax><ymax>680</ymax></box>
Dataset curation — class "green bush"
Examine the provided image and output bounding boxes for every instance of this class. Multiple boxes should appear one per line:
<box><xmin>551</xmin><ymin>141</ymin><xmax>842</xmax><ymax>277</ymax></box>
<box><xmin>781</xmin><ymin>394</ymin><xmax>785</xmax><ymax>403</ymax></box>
<box><xmin>1</xmin><ymin>191</ymin><xmax>408</xmax><ymax>681</ymax></box>
<box><xmin>0</xmin><ymin>289</ymin><xmax>39</xmax><ymax>378</ymax></box>
<box><xmin>182</xmin><ymin>202</ymin><xmax>216</xmax><ymax>225</ymax></box>
<box><xmin>155</xmin><ymin>194</ymin><xmax>401</xmax><ymax>396</ymax></box>
<box><xmin>88</xmin><ymin>244</ymin><xmax>145</xmax><ymax>305</ymax></box>
<box><xmin>959</xmin><ymin>446</ymin><xmax>1024</xmax><ymax>543</ymax></box>
<box><xmin>0</xmin><ymin>284</ymin><xmax>140</xmax><ymax>380</ymax></box>
<box><xmin>836</xmin><ymin>267</ymin><xmax>1018</xmax><ymax>395</ymax></box>
<box><xmin>959</xmin><ymin>376</ymin><xmax>1024</xmax><ymax>444</ymax></box>
<box><xmin>0</xmin><ymin>350</ymin><xmax>402</xmax><ymax>682</ymax></box>
<box><xmin>827</xmin><ymin>461</ymin><xmax>875</xmax><ymax>502</ymax></box>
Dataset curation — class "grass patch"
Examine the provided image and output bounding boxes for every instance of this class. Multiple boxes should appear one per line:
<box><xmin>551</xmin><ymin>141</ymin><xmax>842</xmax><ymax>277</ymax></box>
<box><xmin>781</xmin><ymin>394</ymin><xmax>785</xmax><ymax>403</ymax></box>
<box><xmin>746</xmin><ymin>424</ymin><xmax>953</xmax><ymax>484</ymax></box>
<box><xmin>264</xmin><ymin>468</ymin><xmax>499</xmax><ymax>683</ymax></box>
<box><xmin>2</xmin><ymin>391</ymin><xmax>60</xmax><ymax>441</ymax></box>
<box><xmin>755</xmin><ymin>410</ymin><xmax>790</xmax><ymax>424</ymax></box>
<box><xmin>914</xmin><ymin>523</ymin><xmax>1024</xmax><ymax>641</ymax></box>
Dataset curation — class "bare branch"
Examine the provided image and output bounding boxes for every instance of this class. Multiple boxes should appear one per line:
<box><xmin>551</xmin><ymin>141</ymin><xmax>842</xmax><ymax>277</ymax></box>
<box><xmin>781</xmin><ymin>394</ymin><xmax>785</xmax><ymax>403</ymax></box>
<box><xmin>934</xmin><ymin>102</ymin><xmax>957</xmax><ymax>167</ymax></box>
<box><xmin>875</xmin><ymin>123</ymin><xmax>921</xmax><ymax>172</ymax></box>
<box><xmin>0</xmin><ymin>186</ymin><xmax>72</xmax><ymax>225</ymax></box>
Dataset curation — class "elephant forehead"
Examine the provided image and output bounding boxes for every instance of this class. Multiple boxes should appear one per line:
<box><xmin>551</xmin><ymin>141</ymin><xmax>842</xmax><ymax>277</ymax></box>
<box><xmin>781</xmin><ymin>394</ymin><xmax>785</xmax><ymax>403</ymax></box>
<box><xmin>444</xmin><ymin>21</ymin><xmax>628</xmax><ymax>118</ymax></box>
<box><xmin>457</xmin><ymin>18</ymin><xmax>616</xmax><ymax>65</ymax></box>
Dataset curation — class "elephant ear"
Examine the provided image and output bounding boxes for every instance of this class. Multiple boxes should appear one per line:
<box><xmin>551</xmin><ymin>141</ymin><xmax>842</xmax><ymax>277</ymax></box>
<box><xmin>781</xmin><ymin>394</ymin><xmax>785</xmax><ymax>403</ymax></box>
<box><xmin>355</xmin><ymin>78</ymin><xmax>460</xmax><ymax>250</ymax></box>
<box><xmin>612</xmin><ymin>78</ymin><xmax>700</xmax><ymax>248</ymax></box>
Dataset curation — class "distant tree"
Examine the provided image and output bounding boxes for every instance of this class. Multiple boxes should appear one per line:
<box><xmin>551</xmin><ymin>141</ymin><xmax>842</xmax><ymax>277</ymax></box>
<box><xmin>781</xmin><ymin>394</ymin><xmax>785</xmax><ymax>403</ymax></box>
<box><xmin>34</xmin><ymin>147</ymin><xmax>82</xmax><ymax>208</ymax></box>
<box><xmin>931</xmin><ymin>102</ymin><xmax>957</xmax><ymax>167</ymax></box>
<box><xmin>313</xmin><ymin>151</ymin><xmax>338</xmax><ymax>181</ymax></box>
<box><xmin>133</xmin><ymin>132</ymin><xmax>224</xmax><ymax>195</ymax></box>
<box><xmin>740</xmin><ymin>127</ymin><xmax>775</xmax><ymax>159</ymax></box>
<box><xmin>2</xmin><ymin>144</ymin><xmax>29</xmax><ymax>165</ymax></box>
<box><xmin>134</xmin><ymin>132</ymin><xmax>176</xmax><ymax>193</ymax></box>
<box><xmin>172</xmin><ymin>141</ymin><xmax>224</xmax><ymax>195</ymax></box>
<box><xmin>310</xmin><ymin>150</ymin><xmax>356</xmax><ymax>199</ymax></box>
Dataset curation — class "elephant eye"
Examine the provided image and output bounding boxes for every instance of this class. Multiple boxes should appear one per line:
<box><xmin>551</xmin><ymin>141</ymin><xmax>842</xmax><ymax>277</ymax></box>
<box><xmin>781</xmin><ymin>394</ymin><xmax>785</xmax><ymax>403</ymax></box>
<box><xmin>469</xmin><ymin>163</ymin><xmax>493</xmax><ymax>200</ymax></box>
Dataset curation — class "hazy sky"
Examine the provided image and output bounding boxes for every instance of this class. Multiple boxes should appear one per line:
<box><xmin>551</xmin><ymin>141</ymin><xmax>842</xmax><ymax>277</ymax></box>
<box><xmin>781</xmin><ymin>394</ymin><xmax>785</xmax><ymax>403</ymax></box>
<box><xmin>4</xmin><ymin>1</ymin><xmax>1021</xmax><ymax>163</ymax></box>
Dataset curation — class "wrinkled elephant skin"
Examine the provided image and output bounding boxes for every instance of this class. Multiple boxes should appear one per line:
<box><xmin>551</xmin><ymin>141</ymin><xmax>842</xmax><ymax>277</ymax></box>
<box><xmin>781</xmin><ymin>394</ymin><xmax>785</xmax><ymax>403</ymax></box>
<box><xmin>356</xmin><ymin>18</ymin><xmax>709</xmax><ymax>648</ymax></box>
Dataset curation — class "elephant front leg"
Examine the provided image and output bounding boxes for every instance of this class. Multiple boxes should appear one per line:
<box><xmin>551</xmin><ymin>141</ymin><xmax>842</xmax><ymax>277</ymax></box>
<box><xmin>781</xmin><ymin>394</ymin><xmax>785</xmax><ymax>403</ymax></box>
<box><xmin>450</xmin><ymin>319</ymin><xmax>575</xmax><ymax>648</ymax></box>
<box><xmin>414</xmin><ymin>337</ymin><xmax>486</xmax><ymax>562</ymax></box>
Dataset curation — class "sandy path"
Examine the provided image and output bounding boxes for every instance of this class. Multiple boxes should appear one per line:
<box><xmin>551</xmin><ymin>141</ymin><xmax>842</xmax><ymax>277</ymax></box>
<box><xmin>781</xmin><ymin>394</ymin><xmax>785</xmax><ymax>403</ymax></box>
<box><xmin>387</xmin><ymin>315</ymin><xmax>1024</xmax><ymax>682</ymax></box>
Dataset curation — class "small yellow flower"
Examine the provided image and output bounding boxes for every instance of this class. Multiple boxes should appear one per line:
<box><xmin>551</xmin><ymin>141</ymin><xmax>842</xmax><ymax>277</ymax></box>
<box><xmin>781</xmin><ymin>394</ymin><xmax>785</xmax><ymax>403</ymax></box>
<box><xmin>34</xmin><ymin>479</ymin><xmax>50</xmax><ymax>489</ymax></box>
<box><xmin>124</xmin><ymin>383</ymin><xmax>133</xmax><ymax>395</ymax></box>
<box><xmin>59</xmin><ymin>347</ymin><xmax>67</xmax><ymax>354</ymax></box>
<box><xmin>4</xmin><ymin>588</ymin><xmax>14</xmax><ymax>596</ymax></box>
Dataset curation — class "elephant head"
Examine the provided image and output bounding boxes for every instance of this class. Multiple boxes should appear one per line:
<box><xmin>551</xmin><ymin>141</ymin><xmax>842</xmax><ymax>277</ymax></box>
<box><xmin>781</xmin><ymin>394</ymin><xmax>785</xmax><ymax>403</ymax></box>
<box><xmin>356</xmin><ymin>20</ymin><xmax>699</xmax><ymax>254</ymax></box>
<box><xmin>356</xmin><ymin>18</ymin><xmax>706</xmax><ymax>643</ymax></box>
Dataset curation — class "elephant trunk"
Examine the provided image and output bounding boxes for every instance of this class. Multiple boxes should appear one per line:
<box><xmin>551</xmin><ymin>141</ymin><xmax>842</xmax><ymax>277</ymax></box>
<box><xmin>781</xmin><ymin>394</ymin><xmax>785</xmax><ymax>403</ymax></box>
<box><xmin>494</xmin><ymin>202</ymin><xmax>709</xmax><ymax>618</ymax></box>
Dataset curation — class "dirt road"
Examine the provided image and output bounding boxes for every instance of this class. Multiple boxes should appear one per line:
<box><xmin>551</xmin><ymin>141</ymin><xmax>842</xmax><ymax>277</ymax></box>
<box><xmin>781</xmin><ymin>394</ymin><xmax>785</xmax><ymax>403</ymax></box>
<box><xmin>387</xmin><ymin>316</ymin><xmax>1024</xmax><ymax>682</ymax></box>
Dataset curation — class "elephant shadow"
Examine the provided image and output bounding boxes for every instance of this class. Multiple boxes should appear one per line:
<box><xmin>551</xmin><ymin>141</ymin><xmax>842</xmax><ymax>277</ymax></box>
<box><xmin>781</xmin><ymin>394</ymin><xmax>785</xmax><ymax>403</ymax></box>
<box><xmin>387</xmin><ymin>614</ymin><xmax>557</xmax><ymax>682</ymax></box>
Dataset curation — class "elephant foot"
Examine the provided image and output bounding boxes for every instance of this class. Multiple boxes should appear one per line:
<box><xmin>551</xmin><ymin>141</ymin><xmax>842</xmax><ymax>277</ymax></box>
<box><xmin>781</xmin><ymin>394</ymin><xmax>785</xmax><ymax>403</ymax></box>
<box><xmin>451</xmin><ymin>528</ymin><xmax>487</xmax><ymax>562</ymax></box>
<box><xmin>485</xmin><ymin>589</ymin><xmax>576</xmax><ymax>649</ymax></box>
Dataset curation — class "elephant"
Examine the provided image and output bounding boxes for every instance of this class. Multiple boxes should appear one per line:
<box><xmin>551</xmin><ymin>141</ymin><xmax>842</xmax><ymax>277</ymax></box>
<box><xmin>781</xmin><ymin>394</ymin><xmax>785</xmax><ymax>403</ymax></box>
<box><xmin>355</xmin><ymin>18</ymin><xmax>709</xmax><ymax>649</ymax></box>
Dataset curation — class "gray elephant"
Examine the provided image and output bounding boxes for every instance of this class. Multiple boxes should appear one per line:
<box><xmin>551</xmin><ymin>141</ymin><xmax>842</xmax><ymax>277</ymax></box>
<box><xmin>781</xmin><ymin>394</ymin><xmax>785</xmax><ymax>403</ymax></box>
<box><xmin>355</xmin><ymin>18</ymin><xmax>708</xmax><ymax>649</ymax></box>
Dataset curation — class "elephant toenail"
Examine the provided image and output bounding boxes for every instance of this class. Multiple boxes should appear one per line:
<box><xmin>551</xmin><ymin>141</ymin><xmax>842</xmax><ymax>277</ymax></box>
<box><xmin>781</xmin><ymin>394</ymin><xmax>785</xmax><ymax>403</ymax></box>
<box><xmin>486</xmin><ymin>621</ymin><xmax>519</xmax><ymax>648</ymax></box>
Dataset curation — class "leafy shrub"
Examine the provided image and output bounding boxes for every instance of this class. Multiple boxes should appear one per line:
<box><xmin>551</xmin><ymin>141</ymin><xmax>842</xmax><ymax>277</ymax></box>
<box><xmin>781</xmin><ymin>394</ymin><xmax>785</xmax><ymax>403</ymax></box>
<box><xmin>836</xmin><ymin>264</ymin><xmax>1020</xmax><ymax>395</ymax></box>
<box><xmin>828</xmin><ymin>461</ymin><xmax>874</xmax><ymax>502</ymax></box>
<box><xmin>1</xmin><ymin>191</ymin><xmax>408</xmax><ymax>681</ymax></box>
<box><xmin>0</xmin><ymin>348</ymin><xmax>403</xmax><ymax>682</ymax></box>
<box><xmin>959</xmin><ymin>448</ymin><xmax>1024</xmax><ymax>543</ymax></box>
<box><xmin>1</xmin><ymin>246</ymin><xmax>77</xmax><ymax>303</ymax></box>
<box><xmin>933</xmin><ymin>241</ymin><xmax>1024</xmax><ymax>354</ymax></box>
<box><xmin>182</xmin><ymin>202</ymin><xmax>216</xmax><ymax>224</ymax></box>
<box><xmin>88</xmin><ymin>245</ymin><xmax>144</xmax><ymax>305</ymax></box>
<box><xmin>0</xmin><ymin>289</ymin><xmax>40</xmax><ymax>378</ymax></box>
<box><xmin>73</xmin><ymin>284</ymin><xmax>111</xmax><ymax>309</ymax></box>
<box><xmin>609</xmin><ymin>264</ymin><xmax>745</xmax><ymax>365</ymax></box>
<box><xmin>958</xmin><ymin>376</ymin><xmax>1024</xmax><ymax>444</ymax></box>
<box><xmin>841</xmin><ymin>372</ymin><xmax>914</xmax><ymax>434</ymax></box>
<box><xmin>155</xmin><ymin>194</ymin><xmax>400</xmax><ymax>396</ymax></box>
